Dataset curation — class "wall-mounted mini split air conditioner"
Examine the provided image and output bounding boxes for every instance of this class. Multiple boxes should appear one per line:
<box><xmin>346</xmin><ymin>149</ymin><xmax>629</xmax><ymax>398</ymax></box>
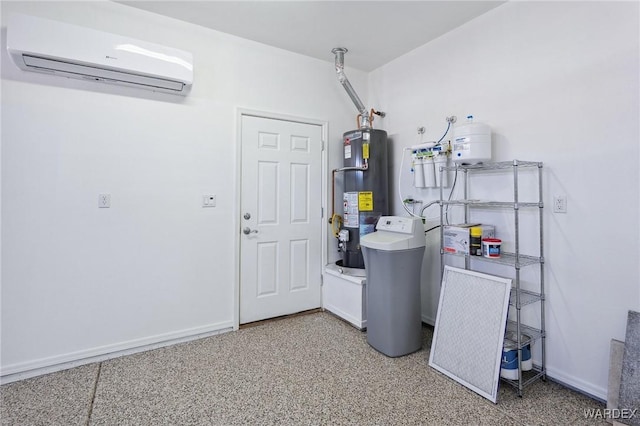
<box><xmin>6</xmin><ymin>14</ymin><xmax>194</xmax><ymax>95</ymax></box>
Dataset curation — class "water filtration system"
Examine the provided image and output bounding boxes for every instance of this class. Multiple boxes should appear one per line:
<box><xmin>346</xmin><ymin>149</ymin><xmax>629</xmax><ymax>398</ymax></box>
<box><xmin>410</xmin><ymin>141</ymin><xmax>449</xmax><ymax>189</ymax></box>
<box><xmin>330</xmin><ymin>48</ymin><xmax>389</xmax><ymax>269</ymax></box>
<box><xmin>396</xmin><ymin>116</ymin><xmax>493</xmax><ymax>221</ymax></box>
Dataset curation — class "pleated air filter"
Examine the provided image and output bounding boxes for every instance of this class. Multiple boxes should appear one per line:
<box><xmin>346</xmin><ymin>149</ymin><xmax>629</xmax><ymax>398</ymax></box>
<box><xmin>429</xmin><ymin>266</ymin><xmax>512</xmax><ymax>403</ymax></box>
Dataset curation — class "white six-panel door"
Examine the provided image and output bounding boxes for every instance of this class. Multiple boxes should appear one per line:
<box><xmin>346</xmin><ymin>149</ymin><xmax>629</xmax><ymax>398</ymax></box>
<box><xmin>240</xmin><ymin>115</ymin><xmax>323</xmax><ymax>324</ymax></box>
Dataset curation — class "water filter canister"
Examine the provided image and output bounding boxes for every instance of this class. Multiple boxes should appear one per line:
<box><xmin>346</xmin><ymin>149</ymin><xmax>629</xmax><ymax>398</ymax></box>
<box><xmin>423</xmin><ymin>156</ymin><xmax>436</xmax><ymax>188</ymax></box>
<box><xmin>413</xmin><ymin>156</ymin><xmax>425</xmax><ymax>188</ymax></box>
<box><xmin>433</xmin><ymin>154</ymin><xmax>448</xmax><ymax>188</ymax></box>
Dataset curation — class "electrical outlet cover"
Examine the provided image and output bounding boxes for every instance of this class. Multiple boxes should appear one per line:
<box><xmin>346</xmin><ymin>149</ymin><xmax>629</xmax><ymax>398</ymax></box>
<box><xmin>553</xmin><ymin>195</ymin><xmax>567</xmax><ymax>213</ymax></box>
<box><xmin>98</xmin><ymin>194</ymin><xmax>111</xmax><ymax>208</ymax></box>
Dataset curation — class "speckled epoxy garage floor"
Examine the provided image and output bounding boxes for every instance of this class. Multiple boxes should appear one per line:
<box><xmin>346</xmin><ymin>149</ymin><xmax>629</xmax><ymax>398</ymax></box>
<box><xmin>1</xmin><ymin>312</ymin><xmax>607</xmax><ymax>425</ymax></box>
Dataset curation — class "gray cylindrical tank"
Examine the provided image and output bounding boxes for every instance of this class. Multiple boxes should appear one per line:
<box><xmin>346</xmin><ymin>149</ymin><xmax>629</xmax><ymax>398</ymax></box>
<box><xmin>362</xmin><ymin>246</ymin><xmax>425</xmax><ymax>357</ymax></box>
<box><xmin>341</xmin><ymin>129</ymin><xmax>389</xmax><ymax>269</ymax></box>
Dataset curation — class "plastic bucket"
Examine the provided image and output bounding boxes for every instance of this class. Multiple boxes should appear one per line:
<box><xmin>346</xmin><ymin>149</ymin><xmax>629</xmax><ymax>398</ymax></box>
<box><xmin>521</xmin><ymin>340</ymin><xmax>532</xmax><ymax>371</ymax></box>
<box><xmin>500</xmin><ymin>342</ymin><xmax>518</xmax><ymax>380</ymax></box>
<box><xmin>502</xmin><ymin>332</ymin><xmax>533</xmax><ymax>378</ymax></box>
<box><xmin>482</xmin><ymin>238</ymin><xmax>502</xmax><ymax>258</ymax></box>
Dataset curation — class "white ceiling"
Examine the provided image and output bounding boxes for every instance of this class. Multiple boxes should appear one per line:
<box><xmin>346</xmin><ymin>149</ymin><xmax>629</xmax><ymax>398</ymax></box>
<box><xmin>117</xmin><ymin>1</ymin><xmax>505</xmax><ymax>72</ymax></box>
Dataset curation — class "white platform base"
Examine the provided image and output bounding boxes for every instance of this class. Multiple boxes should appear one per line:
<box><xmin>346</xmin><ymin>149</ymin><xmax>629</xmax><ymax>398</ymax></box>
<box><xmin>322</xmin><ymin>263</ymin><xmax>366</xmax><ymax>330</ymax></box>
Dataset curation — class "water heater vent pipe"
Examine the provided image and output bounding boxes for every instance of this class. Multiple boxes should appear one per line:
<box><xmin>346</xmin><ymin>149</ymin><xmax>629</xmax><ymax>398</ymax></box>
<box><xmin>332</xmin><ymin>47</ymin><xmax>378</xmax><ymax>129</ymax></box>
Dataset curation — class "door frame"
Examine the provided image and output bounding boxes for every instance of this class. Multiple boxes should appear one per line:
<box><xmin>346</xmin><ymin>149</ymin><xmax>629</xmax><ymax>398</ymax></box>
<box><xmin>234</xmin><ymin>108</ymin><xmax>328</xmax><ymax>329</ymax></box>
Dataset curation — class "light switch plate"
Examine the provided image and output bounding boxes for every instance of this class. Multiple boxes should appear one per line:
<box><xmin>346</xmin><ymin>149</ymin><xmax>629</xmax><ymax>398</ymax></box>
<box><xmin>202</xmin><ymin>195</ymin><xmax>216</xmax><ymax>207</ymax></box>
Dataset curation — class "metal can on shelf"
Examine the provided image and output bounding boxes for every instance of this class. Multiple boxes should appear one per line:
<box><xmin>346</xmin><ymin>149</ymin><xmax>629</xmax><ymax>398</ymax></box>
<box><xmin>470</xmin><ymin>226</ymin><xmax>482</xmax><ymax>256</ymax></box>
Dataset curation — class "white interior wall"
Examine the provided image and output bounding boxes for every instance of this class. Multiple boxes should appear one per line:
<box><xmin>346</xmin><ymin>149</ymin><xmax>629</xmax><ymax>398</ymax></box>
<box><xmin>2</xmin><ymin>0</ymin><xmax>638</xmax><ymax>402</ymax></box>
<box><xmin>0</xmin><ymin>1</ymin><xmax>362</xmax><ymax>378</ymax></box>
<box><xmin>369</xmin><ymin>1</ymin><xmax>640</xmax><ymax>399</ymax></box>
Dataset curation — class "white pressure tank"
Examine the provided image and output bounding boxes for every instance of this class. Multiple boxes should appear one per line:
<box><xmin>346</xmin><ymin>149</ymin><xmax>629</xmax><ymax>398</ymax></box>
<box><xmin>452</xmin><ymin>115</ymin><xmax>492</xmax><ymax>164</ymax></box>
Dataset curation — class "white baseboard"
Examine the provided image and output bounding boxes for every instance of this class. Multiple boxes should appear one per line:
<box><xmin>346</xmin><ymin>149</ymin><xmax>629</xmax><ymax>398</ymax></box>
<box><xmin>0</xmin><ymin>321</ymin><xmax>234</xmax><ymax>384</ymax></box>
<box><xmin>421</xmin><ymin>314</ymin><xmax>435</xmax><ymax>326</ymax></box>
<box><xmin>324</xmin><ymin>304</ymin><xmax>366</xmax><ymax>330</ymax></box>
<box><xmin>545</xmin><ymin>365</ymin><xmax>607</xmax><ymax>402</ymax></box>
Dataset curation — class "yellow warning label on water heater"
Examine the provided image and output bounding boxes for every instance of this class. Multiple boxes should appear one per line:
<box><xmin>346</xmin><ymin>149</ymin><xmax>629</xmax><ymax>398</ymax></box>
<box><xmin>358</xmin><ymin>191</ymin><xmax>373</xmax><ymax>211</ymax></box>
<box><xmin>362</xmin><ymin>143</ymin><xmax>370</xmax><ymax>159</ymax></box>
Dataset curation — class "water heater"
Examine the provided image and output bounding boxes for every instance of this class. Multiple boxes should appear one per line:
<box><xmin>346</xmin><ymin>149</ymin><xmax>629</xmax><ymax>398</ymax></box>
<box><xmin>330</xmin><ymin>47</ymin><xmax>389</xmax><ymax>268</ymax></box>
<box><xmin>339</xmin><ymin>128</ymin><xmax>389</xmax><ymax>269</ymax></box>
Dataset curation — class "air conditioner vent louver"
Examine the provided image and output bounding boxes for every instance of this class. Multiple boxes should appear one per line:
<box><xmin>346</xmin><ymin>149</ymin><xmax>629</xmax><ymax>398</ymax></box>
<box><xmin>22</xmin><ymin>55</ymin><xmax>185</xmax><ymax>92</ymax></box>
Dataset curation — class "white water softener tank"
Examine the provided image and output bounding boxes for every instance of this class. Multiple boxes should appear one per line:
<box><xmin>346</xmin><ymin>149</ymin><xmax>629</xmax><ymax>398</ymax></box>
<box><xmin>452</xmin><ymin>115</ymin><xmax>492</xmax><ymax>164</ymax></box>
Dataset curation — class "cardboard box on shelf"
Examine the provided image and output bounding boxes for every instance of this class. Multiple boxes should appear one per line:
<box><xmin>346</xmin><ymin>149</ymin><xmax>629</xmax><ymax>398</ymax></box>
<box><xmin>443</xmin><ymin>224</ymin><xmax>495</xmax><ymax>255</ymax></box>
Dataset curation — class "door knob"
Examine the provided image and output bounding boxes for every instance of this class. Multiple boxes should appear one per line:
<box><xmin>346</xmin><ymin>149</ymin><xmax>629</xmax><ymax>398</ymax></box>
<box><xmin>243</xmin><ymin>227</ymin><xmax>258</xmax><ymax>235</ymax></box>
<box><xmin>244</xmin><ymin>213</ymin><xmax>251</xmax><ymax>220</ymax></box>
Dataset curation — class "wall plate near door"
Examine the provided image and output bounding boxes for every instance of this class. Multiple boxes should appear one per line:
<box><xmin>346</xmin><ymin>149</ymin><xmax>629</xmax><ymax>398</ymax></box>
<box><xmin>202</xmin><ymin>194</ymin><xmax>216</xmax><ymax>207</ymax></box>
